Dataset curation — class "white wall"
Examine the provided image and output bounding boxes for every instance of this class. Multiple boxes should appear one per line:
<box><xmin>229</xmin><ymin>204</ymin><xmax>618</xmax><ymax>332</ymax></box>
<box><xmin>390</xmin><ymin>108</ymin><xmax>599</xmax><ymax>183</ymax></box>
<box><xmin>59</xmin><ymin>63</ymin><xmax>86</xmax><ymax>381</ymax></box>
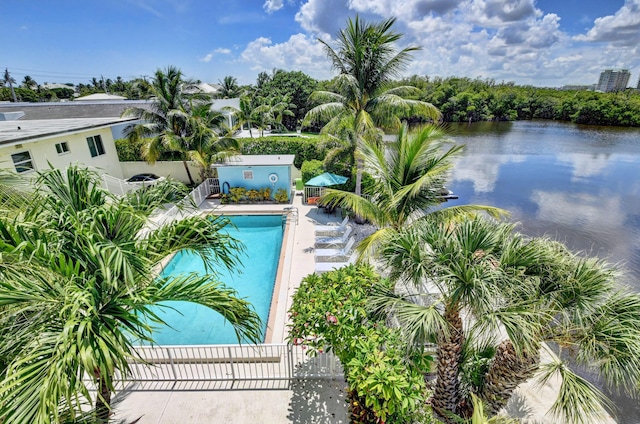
<box><xmin>120</xmin><ymin>161</ymin><xmax>201</xmax><ymax>184</ymax></box>
<box><xmin>0</xmin><ymin>126</ymin><xmax>124</xmax><ymax>178</ymax></box>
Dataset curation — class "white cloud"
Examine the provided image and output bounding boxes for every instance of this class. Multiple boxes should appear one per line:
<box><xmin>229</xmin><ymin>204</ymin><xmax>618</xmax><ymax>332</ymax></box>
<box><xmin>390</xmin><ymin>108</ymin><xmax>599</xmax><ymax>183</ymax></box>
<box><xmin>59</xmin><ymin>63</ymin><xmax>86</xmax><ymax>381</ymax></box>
<box><xmin>295</xmin><ymin>0</ymin><xmax>353</xmax><ymax>38</ymax></box>
<box><xmin>263</xmin><ymin>0</ymin><xmax>284</xmax><ymax>14</ymax></box>
<box><xmin>200</xmin><ymin>48</ymin><xmax>232</xmax><ymax>63</ymax></box>
<box><xmin>239</xmin><ymin>0</ymin><xmax>640</xmax><ymax>87</ymax></box>
<box><xmin>574</xmin><ymin>0</ymin><xmax>640</xmax><ymax>46</ymax></box>
<box><xmin>450</xmin><ymin>153</ymin><xmax>525</xmax><ymax>193</ymax></box>
<box><xmin>238</xmin><ymin>34</ymin><xmax>331</xmax><ymax>78</ymax></box>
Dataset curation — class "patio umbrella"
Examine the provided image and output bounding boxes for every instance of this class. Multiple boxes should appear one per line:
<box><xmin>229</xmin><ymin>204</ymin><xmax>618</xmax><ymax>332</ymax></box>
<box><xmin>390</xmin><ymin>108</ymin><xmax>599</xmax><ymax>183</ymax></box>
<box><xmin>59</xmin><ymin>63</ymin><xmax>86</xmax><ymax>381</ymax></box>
<box><xmin>305</xmin><ymin>172</ymin><xmax>349</xmax><ymax>187</ymax></box>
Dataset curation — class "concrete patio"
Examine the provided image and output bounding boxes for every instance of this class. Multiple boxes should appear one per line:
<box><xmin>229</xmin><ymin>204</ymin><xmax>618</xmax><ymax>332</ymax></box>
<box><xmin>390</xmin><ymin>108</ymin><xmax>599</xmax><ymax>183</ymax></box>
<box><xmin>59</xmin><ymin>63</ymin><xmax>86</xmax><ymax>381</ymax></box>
<box><xmin>114</xmin><ymin>192</ymin><xmax>351</xmax><ymax>424</ymax></box>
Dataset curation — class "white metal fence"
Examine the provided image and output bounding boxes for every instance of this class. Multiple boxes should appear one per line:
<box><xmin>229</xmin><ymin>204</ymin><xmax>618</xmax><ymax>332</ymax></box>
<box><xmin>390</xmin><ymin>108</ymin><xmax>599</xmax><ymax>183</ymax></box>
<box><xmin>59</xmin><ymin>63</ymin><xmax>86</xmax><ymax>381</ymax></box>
<box><xmin>155</xmin><ymin>178</ymin><xmax>220</xmax><ymax>225</ymax></box>
<box><xmin>101</xmin><ymin>174</ymin><xmax>140</xmax><ymax>196</ymax></box>
<box><xmin>124</xmin><ymin>343</ymin><xmax>342</xmax><ymax>382</ymax></box>
<box><xmin>304</xmin><ymin>186</ymin><xmax>326</xmax><ymax>203</ymax></box>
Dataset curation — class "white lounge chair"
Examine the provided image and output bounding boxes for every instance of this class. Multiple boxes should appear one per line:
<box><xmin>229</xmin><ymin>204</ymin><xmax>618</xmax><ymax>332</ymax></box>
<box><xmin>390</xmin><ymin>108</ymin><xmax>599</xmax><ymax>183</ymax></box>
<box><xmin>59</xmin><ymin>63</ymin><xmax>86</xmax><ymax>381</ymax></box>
<box><xmin>315</xmin><ymin>251</ymin><xmax>358</xmax><ymax>273</ymax></box>
<box><xmin>315</xmin><ymin>237</ymin><xmax>355</xmax><ymax>260</ymax></box>
<box><xmin>315</xmin><ymin>216</ymin><xmax>349</xmax><ymax>235</ymax></box>
<box><xmin>315</xmin><ymin>226</ymin><xmax>353</xmax><ymax>247</ymax></box>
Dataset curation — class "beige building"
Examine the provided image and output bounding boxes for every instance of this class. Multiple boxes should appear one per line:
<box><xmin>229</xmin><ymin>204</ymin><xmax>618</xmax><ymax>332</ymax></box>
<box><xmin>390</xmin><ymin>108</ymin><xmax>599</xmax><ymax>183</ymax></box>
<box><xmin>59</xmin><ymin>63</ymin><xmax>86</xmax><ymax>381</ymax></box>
<box><xmin>0</xmin><ymin>117</ymin><xmax>135</xmax><ymax>178</ymax></box>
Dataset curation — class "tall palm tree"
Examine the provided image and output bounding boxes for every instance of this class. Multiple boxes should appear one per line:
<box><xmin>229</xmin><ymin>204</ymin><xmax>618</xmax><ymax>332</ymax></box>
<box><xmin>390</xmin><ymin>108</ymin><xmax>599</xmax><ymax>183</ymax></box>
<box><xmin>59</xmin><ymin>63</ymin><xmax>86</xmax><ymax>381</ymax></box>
<box><xmin>225</xmin><ymin>94</ymin><xmax>257</xmax><ymax>137</ymax></box>
<box><xmin>122</xmin><ymin>66</ymin><xmax>205</xmax><ymax>185</ymax></box>
<box><xmin>217</xmin><ymin>75</ymin><xmax>241</xmax><ymax>99</ymax></box>
<box><xmin>253</xmin><ymin>94</ymin><xmax>296</xmax><ymax>133</ymax></box>
<box><xmin>3</xmin><ymin>68</ymin><xmax>17</xmax><ymax>102</ymax></box>
<box><xmin>179</xmin><ymin>101</ymin><xmax>241</xmax><ymax>180</ymax></box>
<box><xmin>303</xmin><ymin>16</ymin><xmax>441</xmax><ymax>196</ymax></box>
<box><xmin>321</xmin><ymin>123</ymin><xmax>503</xmax><ymax>257</ymax></box>
<box><xmin>371</xmin><ymin>215</ymin><xmax>640</xmax><ymax>423</ymax></box>
<box><xmin>0</xmin><ymin>166</ymin><xmax>261</xmax><ymax>424</ymax></box>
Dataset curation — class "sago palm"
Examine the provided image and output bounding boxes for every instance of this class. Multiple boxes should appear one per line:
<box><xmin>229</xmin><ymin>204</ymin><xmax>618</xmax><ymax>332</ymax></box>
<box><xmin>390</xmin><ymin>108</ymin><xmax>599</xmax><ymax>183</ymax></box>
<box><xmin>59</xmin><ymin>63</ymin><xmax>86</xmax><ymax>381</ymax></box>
<box><xmin>370</xmin><ymin>215</ymin><xmax>640</xmax><ymax>423</ymax></box>
<box><xmin>0</xmin><ymin>166</ymin><xmax>261</xmax><ymax>424</ymax></box>
<box><xmin>303</xmin><ymin>16</ymin><xmax>441</xmax><ymax>196</ymax></box>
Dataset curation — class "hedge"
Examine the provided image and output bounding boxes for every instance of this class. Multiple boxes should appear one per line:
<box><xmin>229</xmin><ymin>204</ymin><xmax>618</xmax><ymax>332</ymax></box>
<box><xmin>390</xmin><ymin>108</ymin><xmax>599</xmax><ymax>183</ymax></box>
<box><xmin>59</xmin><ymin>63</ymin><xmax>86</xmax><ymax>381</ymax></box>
<box><xmin>116</xmin><ymin>135</ymin><xmax>329</xmax><ymax>168</ymax></box>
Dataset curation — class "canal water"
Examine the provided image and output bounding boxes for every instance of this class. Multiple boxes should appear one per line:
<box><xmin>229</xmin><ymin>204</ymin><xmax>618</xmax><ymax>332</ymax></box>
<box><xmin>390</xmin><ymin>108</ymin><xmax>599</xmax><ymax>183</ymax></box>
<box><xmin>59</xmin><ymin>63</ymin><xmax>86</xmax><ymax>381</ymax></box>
<box><xmin>444</xmin><ymin>120</ymin><xmax>640</xmax><ymax>423</ymax></box>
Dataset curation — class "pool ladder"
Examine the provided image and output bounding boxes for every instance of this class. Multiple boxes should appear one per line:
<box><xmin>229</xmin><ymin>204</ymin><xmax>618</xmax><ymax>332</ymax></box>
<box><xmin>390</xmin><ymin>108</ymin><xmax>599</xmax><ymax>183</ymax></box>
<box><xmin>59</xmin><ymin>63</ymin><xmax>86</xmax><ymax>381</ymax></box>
<box><xmin>283</xmin><ymin>207</ymin><xmax>298</xmax><ymax>225</ymax></box>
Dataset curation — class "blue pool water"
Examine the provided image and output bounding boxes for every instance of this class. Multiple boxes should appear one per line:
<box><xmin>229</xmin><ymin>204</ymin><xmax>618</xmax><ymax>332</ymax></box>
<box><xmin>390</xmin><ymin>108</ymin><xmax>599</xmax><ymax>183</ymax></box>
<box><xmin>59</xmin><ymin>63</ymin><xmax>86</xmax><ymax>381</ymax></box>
<box><xmin>149</xmin><ymin>215</ymin><xmax>284</xmax><ymax>345</ymax></box>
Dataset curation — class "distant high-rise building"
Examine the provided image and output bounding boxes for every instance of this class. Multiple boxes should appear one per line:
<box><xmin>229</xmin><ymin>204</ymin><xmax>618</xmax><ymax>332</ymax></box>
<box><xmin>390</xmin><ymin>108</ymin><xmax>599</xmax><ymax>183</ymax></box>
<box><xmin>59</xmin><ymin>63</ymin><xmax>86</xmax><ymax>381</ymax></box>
<box><xmin>637</xmin><ymin>75</ymin><xmax>640</xmax><ymax>89</ymax></box>
<box><xmin>596</xmin><ymin>69</ymin><xmax>631</xmax><ymax>92</ymax></box>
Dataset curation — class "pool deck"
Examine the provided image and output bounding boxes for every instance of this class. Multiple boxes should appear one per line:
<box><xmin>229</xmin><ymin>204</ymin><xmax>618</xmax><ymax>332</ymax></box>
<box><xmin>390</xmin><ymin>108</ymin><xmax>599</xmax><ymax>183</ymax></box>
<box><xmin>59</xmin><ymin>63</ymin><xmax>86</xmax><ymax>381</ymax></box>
<box><xmin>113</xmin><ymin>193</ymin><xmax>617</xmax><ymax>424</ymax></box>
<box><xmin>114</xmin><ymin>193</ymin><xmax>351</xmax><ymax>424</ymax></box>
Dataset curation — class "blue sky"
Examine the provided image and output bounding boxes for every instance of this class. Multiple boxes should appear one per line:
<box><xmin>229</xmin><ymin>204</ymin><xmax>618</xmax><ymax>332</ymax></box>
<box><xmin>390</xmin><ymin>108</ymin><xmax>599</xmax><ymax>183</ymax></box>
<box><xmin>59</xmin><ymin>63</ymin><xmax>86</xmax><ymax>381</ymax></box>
<box><xmin>2</xmin><ymin>0</ymin><xmax>639</xmax><ymax>88</ymax></box>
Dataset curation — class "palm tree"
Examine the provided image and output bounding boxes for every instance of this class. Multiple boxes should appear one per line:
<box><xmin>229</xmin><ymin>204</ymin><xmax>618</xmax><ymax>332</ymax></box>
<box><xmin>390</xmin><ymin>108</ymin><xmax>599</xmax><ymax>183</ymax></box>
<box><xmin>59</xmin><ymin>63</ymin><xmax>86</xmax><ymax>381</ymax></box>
<box><xmin>21</xmin><ymin>75</ymin><xmax>37</xmax><ymax>90</ymax></box>
<box><xmin>320</xmin><ymin>123</ymin><xmax>503</xmax><ymax>257</ymax></box>
<box><xmin>122</xmin><ymin>66</ymin><xmax>205</xmax><ymax>185</ymax></box>
<box><xmin>371</xmin><ymin>215</ymin><xmax>640</xmax><ymax>423</ymax></box>
<box><xmin>217</xmin><ymin>75</ymin><xmax>241</xmax><ymax>99</ymax></box>
<box><xmin>303</xmin><ymin>16</ymin><xmax>441</xmax><ymax>196</ymax></box>
<box><xmin>3</xmin><ymin>68</ymin><xmax>18</xmax><ymax>102</ymax></box>
<box><xmin>0</xmin><ymin>166</ymin><xmax>261</xmax><ymax>423</ymax></box>
<box><xmin>225</xmin><ymin>94</ymin><xmax>257</xmax><ymax>137</ymax></box>
<box><xmin>179</xmin><ymin>101</ymin><xmax>241</xmax><ymax>180</ymax></box>
<box><xmin>253</xmin><ymin>95</ymin><xmax>296</xmax><ymax>133</ymax></box>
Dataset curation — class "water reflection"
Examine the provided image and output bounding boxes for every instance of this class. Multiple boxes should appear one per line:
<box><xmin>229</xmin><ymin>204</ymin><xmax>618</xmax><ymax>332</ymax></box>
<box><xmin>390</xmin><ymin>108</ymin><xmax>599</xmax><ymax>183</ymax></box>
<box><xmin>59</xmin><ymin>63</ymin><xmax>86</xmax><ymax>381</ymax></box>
<box><xmin>445</xmin><ymin>120</ymin><xmax>640</xmax><ymax>422</ymax></box>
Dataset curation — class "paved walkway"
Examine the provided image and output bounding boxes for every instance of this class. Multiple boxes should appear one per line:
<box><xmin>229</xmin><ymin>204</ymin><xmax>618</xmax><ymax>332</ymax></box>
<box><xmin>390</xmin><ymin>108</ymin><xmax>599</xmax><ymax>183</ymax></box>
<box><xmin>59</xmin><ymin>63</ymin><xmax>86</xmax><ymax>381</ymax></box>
<box><xmin>115</xmin><ymin>194</ymin><xmax>350</xmax><ymax>424</ymax></box>
<box><xmin>113</xmin><ymin>193</ymin><xmax>617</xmax><ymax>424</ymax></box>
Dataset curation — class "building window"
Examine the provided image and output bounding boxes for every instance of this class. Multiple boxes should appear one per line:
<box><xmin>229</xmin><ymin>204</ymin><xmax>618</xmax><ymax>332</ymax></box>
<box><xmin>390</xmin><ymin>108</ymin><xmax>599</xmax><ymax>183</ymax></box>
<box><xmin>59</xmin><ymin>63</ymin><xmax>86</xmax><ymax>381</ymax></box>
<box><xmin>11</xmin><ymin>151</ymin><xmax>35</xmax><ymax>173</ymax></box>
<box><xmin>243</xmin><ymin>170</ymin><xmax>254</xmax><ymax>180</ymax></box>
<box><xmin>55</xmin><ymin>141</ymin><xmax>70</xmax><ymax>154</ymax></box>
<box><xmin>87</xmin><ymin>135</ymin><xmax>105</xmax><ymax>158</ymax></box>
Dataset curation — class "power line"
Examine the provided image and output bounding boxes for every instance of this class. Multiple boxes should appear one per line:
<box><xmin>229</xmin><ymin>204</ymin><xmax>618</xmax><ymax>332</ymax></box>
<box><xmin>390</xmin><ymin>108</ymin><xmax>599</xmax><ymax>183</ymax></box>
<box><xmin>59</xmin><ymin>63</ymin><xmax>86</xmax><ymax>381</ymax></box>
<box><xmin>0</xmin><ymin>66</ymin><xmax>138</xmax><ymax>82</ymax></box>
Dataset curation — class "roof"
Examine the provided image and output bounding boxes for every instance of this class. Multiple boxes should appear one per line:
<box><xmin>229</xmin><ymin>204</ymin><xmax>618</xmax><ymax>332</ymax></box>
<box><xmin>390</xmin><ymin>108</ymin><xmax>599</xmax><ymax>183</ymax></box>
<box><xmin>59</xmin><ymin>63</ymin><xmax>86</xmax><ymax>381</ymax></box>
<box><xmin>0</xmin><ymin>100</ymin><xmax>153</xmax><ymax>120</ymax></box>
<box><xmin>0</xmin><ymin>117</ymin><xmax>136</xmax><ymax>145</ymax></box>
<box><xmin>221</xmin><ymin>155</ymin><xmax>295</xmax><ymax>166</ymax></box>
<box><xmin>75</xmin><ymin>93</ymin><xmax>127</xmax><ymax>101</ymax></box>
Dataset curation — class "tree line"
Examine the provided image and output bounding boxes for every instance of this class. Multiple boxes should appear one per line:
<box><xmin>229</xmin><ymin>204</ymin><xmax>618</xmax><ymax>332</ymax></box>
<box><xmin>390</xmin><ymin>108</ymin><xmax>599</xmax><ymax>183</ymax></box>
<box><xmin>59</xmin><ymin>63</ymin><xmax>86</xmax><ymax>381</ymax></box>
<box><xmin>3</xmin><ymin>68</ymin><xmax>640</xmax><ymax>127</ymax></box>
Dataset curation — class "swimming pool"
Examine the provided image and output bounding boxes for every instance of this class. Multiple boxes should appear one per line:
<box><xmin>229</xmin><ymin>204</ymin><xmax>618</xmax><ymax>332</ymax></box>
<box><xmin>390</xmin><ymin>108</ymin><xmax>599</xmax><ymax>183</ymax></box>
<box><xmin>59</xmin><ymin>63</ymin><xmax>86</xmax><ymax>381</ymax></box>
<box><xmin>149</xmin><ymin>214</ymin><xmax>284</xmax><ymax>345</ymax></box>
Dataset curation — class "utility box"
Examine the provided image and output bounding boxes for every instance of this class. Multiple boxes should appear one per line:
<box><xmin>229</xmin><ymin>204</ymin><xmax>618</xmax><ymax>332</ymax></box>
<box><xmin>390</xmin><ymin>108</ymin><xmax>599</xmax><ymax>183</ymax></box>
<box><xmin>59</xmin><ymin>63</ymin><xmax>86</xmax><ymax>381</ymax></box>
<box><xmin>295</xmin><ymin>178</ymin><xmax>304</xmax><ymax>190</ymax></box>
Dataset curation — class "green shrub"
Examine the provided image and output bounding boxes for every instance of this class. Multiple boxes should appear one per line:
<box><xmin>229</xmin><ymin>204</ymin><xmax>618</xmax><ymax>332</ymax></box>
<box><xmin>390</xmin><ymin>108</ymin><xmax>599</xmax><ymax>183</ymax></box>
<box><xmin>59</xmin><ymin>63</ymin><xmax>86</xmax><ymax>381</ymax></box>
<box><xmin>288</xmin><ymin>265</ymin><xmax>431</xmax><ymax>423</ymax></box>
<box><xmin>274</xmin><ymin>188</ymin><xmax>289</xmax><ymax>203</ymax></box>
<box><xmin>240</xmin><ymin>136</ymin><xmax>325</xmax><ymax>168</ymax></box>
<box><xmin>300</xmin><ymin>159</ymin><xmax>324</xmax><ymax>183</ymax></box>
<box><xmin>229</xmin><ymin>187</ymin><xmax>247</xmax><ymax>203</ymax></box>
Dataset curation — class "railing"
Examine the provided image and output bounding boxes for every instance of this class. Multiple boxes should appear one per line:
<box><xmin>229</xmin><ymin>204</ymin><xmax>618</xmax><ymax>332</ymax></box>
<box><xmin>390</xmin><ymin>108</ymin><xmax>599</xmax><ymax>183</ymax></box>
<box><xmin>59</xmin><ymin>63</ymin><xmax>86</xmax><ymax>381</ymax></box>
<box><xmin>304</xmin><ymin>186</ymin><xmax>326</xmax><ymax>203</ymax></box>
<box><xmin>100</xmin><ymin>174</ymin><xmax>140</xmax><ymax>196</ymax></box>
<box><xmin>124</xmin><ymin>343</ymin><xmax>342</xmax><ymax>382</ymax></box>
<box><xmin>155</xmin><ymin>178</ymin><xmax>219</xmax><ymax>226</ymax></box>
<box><xmin>283</xmin><ymin>206</ymin><xmax>298</xmax><ymax>225</ymax></box>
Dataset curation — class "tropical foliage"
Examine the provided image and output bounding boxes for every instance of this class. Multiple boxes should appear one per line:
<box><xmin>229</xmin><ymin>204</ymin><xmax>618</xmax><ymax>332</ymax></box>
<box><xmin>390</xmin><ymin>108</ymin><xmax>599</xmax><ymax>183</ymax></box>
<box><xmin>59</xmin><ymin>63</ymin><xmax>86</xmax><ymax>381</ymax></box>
<box><xmin>122</xmin><ymin>66</ymin><xmax>238</xmax><ymax>184</ymax></box>
<box><xmin>320</xmin><ymin>123</ymin><xmax>504</xmax><ymax>257</ymax></box>
<box><xmin>303</xmin><ymin>16</ymin><xmax>441</xmax><ymax>196</ymax></box>
<box><xmin>288</xmin><ymin>265</ymin><xmax>431</xmax><ymax>424</ymax></box>
<box><xmin>371</xmin><ymin>215</ymin><xmax>640</xmax><ymax>423</ymax></box>
<box><xmin>0</xmin><ymin>166</ymin><xmax>261</xmax><ymax>423</ymax></box>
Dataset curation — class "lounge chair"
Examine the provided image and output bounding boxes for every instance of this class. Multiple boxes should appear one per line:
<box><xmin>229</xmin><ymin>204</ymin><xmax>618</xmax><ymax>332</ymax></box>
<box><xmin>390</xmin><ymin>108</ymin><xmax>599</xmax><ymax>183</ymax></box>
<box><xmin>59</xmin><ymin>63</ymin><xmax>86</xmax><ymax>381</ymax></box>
<box><xmin>315</xmin><ymin>251</ymin><xmax>357</xmax><ymax>273</ymax></box>
<box><xmin>315</xmin><ymin>226</ymin><xmax>353</xmax><ymax>247</ymax></box>
<box><xmin>315</xmin><ymin>216</ymin><xmax>349</xmax><ymax>235</ymax></box>
<box><xmin>315</xmin><ymin>237</ymin><xmax>355</xmax><ymax>260</ymax></box>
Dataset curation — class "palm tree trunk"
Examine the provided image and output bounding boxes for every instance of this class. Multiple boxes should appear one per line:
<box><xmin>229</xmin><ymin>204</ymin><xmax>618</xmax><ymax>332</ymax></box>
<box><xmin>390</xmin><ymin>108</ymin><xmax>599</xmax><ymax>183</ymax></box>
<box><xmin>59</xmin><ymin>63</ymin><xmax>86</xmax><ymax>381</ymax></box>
<box><xmin>182</xmin><ymin>160</ymin><xmax>195</xmax><ymax>185</ymax></box>
<box><xmin>477</xmin><ymin>340</ymin><xmax>540</xmax><ymax>417</ymax></box>
<box><xmin>95</xmin><ymin>373</ymin><xmax>112</xmax><ymax>424</ymax></box>
<box><xmin>432</xmin><ymin>305</ymin><xmax>465</xmax><ymax>423</ymax></box>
